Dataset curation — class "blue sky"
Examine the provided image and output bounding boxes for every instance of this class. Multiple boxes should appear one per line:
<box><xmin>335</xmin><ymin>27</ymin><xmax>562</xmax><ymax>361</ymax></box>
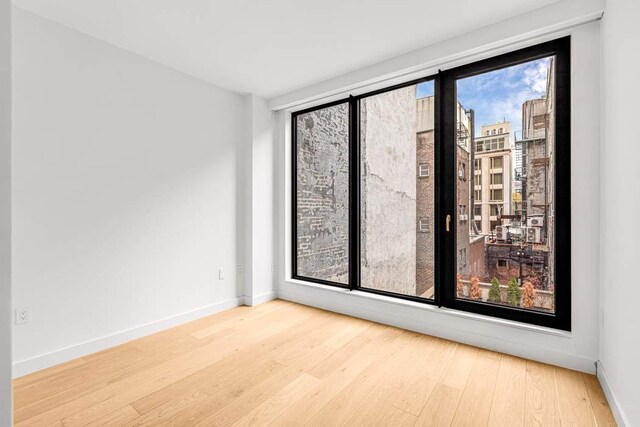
<box><xmin>416</xmin><ymin>57</ymin><xmax>551</xmax><ymax>137</ymax></box>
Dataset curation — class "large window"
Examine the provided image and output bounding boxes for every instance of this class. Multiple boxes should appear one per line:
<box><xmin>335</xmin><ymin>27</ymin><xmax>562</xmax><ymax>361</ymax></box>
<box><xmin>293</xmin><ymin>102</ymin><xmax>350</xmax><ymax>286</ymax></box>
<box><xmin>292</xmin><ymin>37</ymin><xmax>571</xmax><ymax>330</ymax></box>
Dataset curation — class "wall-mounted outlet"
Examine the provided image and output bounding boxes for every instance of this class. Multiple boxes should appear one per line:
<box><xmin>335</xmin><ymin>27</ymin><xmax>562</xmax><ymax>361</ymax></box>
<box><xmin>15</xmin><ymin>308</ymin><xmax>29</xmax><ymax>325</ymax></box>
<box><xmin>237</xmin><ymin>264</ymin><xmax>243</xmax><ymax>275</ymax></box>
<box><xmin>271</xmin><ymin>262</ymin><xmax>276</xmax><ymax>273</ymax></box>
<box><xmin>218</xmin><ymin>268</ymin><xmax>225</xmax><ymax>280</ymax></box>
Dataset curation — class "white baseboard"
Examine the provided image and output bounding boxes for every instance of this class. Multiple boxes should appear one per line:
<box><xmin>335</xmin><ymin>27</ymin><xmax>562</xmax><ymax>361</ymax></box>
<box><xmin>242</xmin><ymin>291</ymin><xmax>277</xmax><ymax>307</ymax></box>
<box><xmin>13</xmin><ymin>297</ymin><xmax>242</xmax><ymax>378</ymax></box>
<box><xmin>596</xmin><ymin>360</ymin><xmax>629</xmax><ymax>427</ymax></box>
<box><xmin>278</xmin><ymin>280</ymin><xmax>596</xmax><ymax>373</ymax></box>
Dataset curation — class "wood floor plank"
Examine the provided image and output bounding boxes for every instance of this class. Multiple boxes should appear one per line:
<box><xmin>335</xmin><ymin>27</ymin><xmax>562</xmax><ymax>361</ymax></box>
<box><xmin>487</xmin><ymin>354</ymin><xmax>527</xmax><ymax>426</ymax></box>
<box><xmin>18</xmin><ymin>304</ymin><xmax>309</xmax><ymax>426</ymax></box>
<box><xmin>268</xmin><ymin>328</ymin><xmax>408</xmax><ymax>426</ymax></box>
<box><xmin>379</xmin><ymin>406</ymin><xmax>418</xmax><ymax>426</ymax></box>
<box><xmin>392</xmin><ymin>337</ymin><xmax>458</xmax><ymax>416</ymax></box>
<box><xmin>554</xmin><ymin>367</ymin><xmax>596</xmax><ymax>426</ymax></box>
<box><xmin>415</xmin><ymin>343</ymin><xmax>478</xmax><ymax>426</ymax></box>
<box><xmin>12</xmin><ymin>300</ymin><xmax>615</xmax><ymax>427</ymax></box>
<box><xmin>232</xmin><ymin>373</ymin><xmax>321</xmax><ymax>427</ymax></box>
<box><xmin>583</xmin><ymin>373</ymin><xmax>616</xmax><ymax>427</ymax></box>
<box><xmin>524</xmin><ymin>361</ymin><xmax>561</xmax><ymax>427</ymax></box>
<box><xmin>306</xmin><ymin>331</ymin><xmax>424</xmax><ymax>426</ymax></box>
<box><xmin>451</xmin><ymin>350</ymin><xmax>501</xmax><ymax>427</ymax></box>
<box><xmin>84</xmin><ymin>405</ymin><xmax>140</xmax><ymax>426</ymax></box>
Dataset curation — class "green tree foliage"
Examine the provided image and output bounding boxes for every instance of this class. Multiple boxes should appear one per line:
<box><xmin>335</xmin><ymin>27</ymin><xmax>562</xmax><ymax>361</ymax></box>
<box><xmin>488</xmin><ymin>278</ymin><xmax>501</xmax><ymax>303</ymax></box>
<box><xmin>507</xmin><ymin>277</ymin><xmax>522</xmax><ymax>306</ymax></box>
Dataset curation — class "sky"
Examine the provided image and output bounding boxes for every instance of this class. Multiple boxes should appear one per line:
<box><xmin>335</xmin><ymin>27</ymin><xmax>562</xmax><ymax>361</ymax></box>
<box><xmin>416</xmin><ymin>56</ymin><xmax>551</xmax><ymax>138</ymax></box>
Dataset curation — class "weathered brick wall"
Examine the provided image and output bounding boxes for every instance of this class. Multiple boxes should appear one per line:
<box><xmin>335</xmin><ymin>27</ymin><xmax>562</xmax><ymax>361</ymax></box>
<box><xmin>296</xmin><ymin>104</ymin><xmax>350</xmax><ymax>283</ymax></box>
<box><xmin>416</xmin><ymin>130</ymin><xmax>435</xmax><ymax>295</ymax></box>
<box><xmin>457</xmin><ymin>145</ymin><xmax>471</xmax><ymax>277</ymax></box>
<box><xmin>485</xmin><ymin>243</ymin><xmax>549</xmax><ymax>289</ymax></box>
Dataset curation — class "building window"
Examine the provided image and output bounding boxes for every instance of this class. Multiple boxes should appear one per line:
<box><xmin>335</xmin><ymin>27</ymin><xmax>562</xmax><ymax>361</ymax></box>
<box><xmin>459</xmin><ymin>248</ymin><xmax>467</xmax><ymax>266</ymax></box>
<box><xmin>419</xmin><ymin>217</ymin><xmax>430</xmax><ymax>233</ymax></box>
<box><xmin>491</xmin><ymin>157</ymin><xmax>503</xmax><ymax>169</ymax></box>
<box><xmin>291</xmin><ymin>37</ymin><xmax>571</xmax><ymax>330</ymax></box>
<box><xmin>458</xmin><ymin>162</ymin><xmax>466</xmax><ymax>180</ymax></box>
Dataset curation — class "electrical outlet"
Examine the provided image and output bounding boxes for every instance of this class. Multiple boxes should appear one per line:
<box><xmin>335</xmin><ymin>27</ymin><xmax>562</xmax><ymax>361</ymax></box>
<box><xmin>237</xmin><ymin>264</ymin><xmax>243</xmax><ymax>275</ymax></box>
<box><xmin>15</xmin><ymin>308</ymin><xmax>29</xmax><ymax>325</ymax></box>
<box><xmin>271</xmin><ymin>262</ymin><xmax>276</xmax><ymax>273</ymax></box>
<box><xmin>218</xmin><ymin>268</ymin><xmax>225</xmax><ymax>280</ymax></box>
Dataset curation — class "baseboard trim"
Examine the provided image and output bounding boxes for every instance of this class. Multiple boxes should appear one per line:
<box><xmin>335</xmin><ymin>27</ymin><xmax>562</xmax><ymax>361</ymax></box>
<box><xmin>12</xmin><ymin>297</ymin><xmax>242</xmax><ymax>378</ymax></box>
<box><xmin>278</xmin><ymin>282</ymin><xmax>596</xmax><ymax>373</ymax></box>
<box><xmin>242</xmin><ymin>291</ymin><xmax>277</xmax><ymax>307</ymax></box>
<box><xmin>596</xmin><ymin>360</ymin><xmax>629</xmax><ymax>427</ymax></box>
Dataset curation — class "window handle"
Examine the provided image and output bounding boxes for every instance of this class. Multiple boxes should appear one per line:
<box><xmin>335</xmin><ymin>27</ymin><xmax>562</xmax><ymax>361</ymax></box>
<box><xmin>446</xmin><ymin>214</ymin><xmax>451</xmax><ymax>232</ymax></box>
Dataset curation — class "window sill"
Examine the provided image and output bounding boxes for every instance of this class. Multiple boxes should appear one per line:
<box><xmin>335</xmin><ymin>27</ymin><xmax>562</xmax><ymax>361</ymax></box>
<box><xmin>283</xmin><ymin>278</ymin><xmax>572</xmax><ymax>339</ymax></box>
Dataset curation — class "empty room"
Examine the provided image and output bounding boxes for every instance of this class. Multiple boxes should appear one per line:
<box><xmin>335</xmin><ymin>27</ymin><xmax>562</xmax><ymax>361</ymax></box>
<box><xmin>0</xmin><ymin>0</ymin><xmax>638</xmax><ymax>425</ymax></box>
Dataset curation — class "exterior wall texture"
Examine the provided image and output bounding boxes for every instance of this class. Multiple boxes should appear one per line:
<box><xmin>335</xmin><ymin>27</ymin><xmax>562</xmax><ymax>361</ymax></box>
<box><xmin>295</xmin><ymin>103</ymin><xmax>350</xmax><ymax>284</ymax></box>
<box><xmin>416</xmin><ymin>130</ymin><xmax>435</xmax><ymax>296</ymax></box>
<box><xmin>361</xmin><ymin>87</ymin><xmax>417</xmax><ymax>295</ymax></box>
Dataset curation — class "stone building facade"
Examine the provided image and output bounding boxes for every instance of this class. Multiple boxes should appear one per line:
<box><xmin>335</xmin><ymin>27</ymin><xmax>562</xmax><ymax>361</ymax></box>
<box><xmin>473</xmin><ymin>122</ymin><xmax>512</xmax><ymax>235</ymax></box>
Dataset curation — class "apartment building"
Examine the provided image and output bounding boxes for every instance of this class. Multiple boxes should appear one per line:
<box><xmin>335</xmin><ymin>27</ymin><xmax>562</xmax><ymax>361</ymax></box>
<box><xmin>473</xmin><ymin>122</ymin><xmax>512</xmax><ymax>235</ymax></box>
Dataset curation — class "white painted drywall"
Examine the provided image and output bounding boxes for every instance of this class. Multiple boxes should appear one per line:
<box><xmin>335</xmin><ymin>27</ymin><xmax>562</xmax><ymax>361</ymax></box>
<box><xmin>275</xmin><ymin>20</ymin><xmax>602</xmax><ymax>373</ymax></box>
<box><xmin>600</xmin><ymin>0</ymin><xmax>640</xmax><ymax>424</ymax></box>
<box><xmin>240</xmin><ymin>95</ymin><xmax>275</xmax><ymax>305</ymax></box>
<box><xmin>12</xmin><ymin>9</ymin><xmax>245</xmax><ymax>374</ymax></box>
<box><xmin>0</xmin><ymin>0</ymin><xmax>11</xmax><ymax>422</ymax></box>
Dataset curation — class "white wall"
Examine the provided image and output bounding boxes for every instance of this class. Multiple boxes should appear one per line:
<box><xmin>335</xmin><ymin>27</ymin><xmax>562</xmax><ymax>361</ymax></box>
<box><xmin>600</xmin><ymin>0</ymin><xmax>640</xmax><ymax>425</ymax></box>
<box><xmin>275</xmin><ymin>19</ymin><xmax>603</xmax><ymax>374</ymax></box>
<box><xmin>0</xmin><ymin>0</ymin><xmax>11</xmax><ymax>423</ymax></box>
<box><xmin>12</xmin><ymin>8</ymin><xmax>246</xmax><ymax>376</ymax></box>
<box><xmin>239</xmin><ymin>94</ymin><xmax>275</xmax><ymax>305</ymax></box>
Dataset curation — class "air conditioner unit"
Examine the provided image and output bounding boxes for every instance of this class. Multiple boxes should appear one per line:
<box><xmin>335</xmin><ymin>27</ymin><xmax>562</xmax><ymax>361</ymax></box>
<box><xmin>527</xmin><ymin>216</ymin><xmax>544</xmax><ymax>227</ymax></box>
<box><xmin>495</xmin><ymin>226</ymin><xmax>508</xmax><ymax>241</ymax></box>
<box><xmin>525</xmin><ymin>227</ymin><xmax>541</xmax><ymax>243</ymax></box>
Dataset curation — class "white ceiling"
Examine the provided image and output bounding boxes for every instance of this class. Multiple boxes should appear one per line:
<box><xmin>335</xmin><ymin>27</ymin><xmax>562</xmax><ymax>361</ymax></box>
<box><xmin>14</xmin><ymin>0</ymin><xmax>561</xmax><ymax>98</ymax></box>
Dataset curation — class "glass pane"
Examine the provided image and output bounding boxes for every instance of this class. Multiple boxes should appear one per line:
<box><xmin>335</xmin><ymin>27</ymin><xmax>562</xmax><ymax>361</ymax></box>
<box><xmin>455</xmin><ymin>56</ymin><xmax>556</xmax><ymax>314</ymax></box>
<box><xmin>295</xmin><ymin>103</ymin><xmax>349</xmax><ymax>284</ymax></box>
<box><xmin>360</xmin><ymin>80</ymin><xmax>435</xmax><ymax>299</ymax></box>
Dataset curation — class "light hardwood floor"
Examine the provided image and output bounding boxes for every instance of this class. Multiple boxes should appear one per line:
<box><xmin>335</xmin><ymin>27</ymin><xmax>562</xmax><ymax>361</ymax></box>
<box><xmin>13</xmin><ymin>300</ymin><xmax>616</xmax><ymax>426</ymax></box>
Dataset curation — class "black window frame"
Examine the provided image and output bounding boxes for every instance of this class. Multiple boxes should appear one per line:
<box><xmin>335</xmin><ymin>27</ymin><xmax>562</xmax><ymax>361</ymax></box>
<box><xmin>291</xmin><ymin>36</ymin><xmax>571</xmax><ymax>330</ymax></box>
